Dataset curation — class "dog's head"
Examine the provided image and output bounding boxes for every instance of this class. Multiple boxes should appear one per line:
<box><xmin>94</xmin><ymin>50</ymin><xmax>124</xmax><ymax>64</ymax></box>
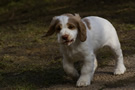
<box><xmin>44</xmin><ymin>14</ymin><xmax>86</xmax><ymax>45</ymax></box>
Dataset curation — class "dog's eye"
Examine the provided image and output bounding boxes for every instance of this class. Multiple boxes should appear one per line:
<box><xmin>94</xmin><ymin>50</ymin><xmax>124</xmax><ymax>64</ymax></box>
<box><xmin>57</xmin><ymin>27</ymin><xmax>61</xmax><ymax>30</ymax></box>
<box><xmin>68</xmin><ymin>24</ymin><xmax>75</xmax><ymax>30</ymax></box>
<box><xmin>56</xmin><ymin>26</ymin><xmax>61</xmax><ymax>31</ymax></box>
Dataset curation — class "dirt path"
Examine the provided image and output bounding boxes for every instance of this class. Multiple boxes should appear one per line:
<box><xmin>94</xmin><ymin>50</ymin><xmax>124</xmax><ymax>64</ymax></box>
<box><xmin>44</xmin><ymin>55</ymin><xmax>135</xmax><ymax>90</ymax></box>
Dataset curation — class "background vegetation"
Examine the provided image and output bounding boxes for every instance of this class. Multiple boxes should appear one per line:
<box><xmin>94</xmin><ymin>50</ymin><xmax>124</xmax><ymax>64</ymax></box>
<box><xmin>0</xmin><ymin>0</ymin><xmax>135</xmax><ymax>89</ymax></box>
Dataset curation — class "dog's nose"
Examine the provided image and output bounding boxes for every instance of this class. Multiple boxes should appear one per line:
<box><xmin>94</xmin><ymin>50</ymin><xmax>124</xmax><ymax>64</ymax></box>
<box><xmin>62</xmin><ymin>35</ymin><xmax>68</xmax><ymax>40</ymax></box>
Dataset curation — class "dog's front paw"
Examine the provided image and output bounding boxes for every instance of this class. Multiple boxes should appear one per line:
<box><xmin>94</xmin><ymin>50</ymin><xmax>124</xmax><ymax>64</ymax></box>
<box><xmin>114</xmin><ymin>65</ymin><xmax>126</xmax><ymax>75</ymax></box>
<box><xmin>76</xmin><ymin>77</ymin><xmax>90</xmax><ymax>87</ymax></box>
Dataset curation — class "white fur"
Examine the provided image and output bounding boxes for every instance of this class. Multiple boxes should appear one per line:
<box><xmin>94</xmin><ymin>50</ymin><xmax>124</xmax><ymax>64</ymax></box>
<box><xmin>56</xmin><ymin>16</ymin><xmax>78</xmax><ymax>45</ymax></box>
<box><xmin>56</xmin><ymin>16</ymin><xmax>126</xmax><ymax>87</ymax></box>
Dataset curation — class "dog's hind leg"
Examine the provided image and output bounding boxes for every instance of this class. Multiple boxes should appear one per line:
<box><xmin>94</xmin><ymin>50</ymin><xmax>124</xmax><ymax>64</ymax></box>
<box><xmin>107</xmin><ymin>39</ymin><xmax>126</xmax><ymax>75</ymax></box>
<box><xmin>113</xmin><ymin>47</ymin><xmax>126</xmax><ymax>75</ymax></box>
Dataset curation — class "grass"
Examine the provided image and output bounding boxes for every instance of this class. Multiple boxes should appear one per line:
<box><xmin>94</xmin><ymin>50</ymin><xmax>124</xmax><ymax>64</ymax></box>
<box><xmin>0</xmin><ymin>0</ymin><xmax>135</xmax><ymax>89</ymax></box>
<box><xmin>0</xmin><ymin>23</ymin><xmax>66</xmax><ymax>89</ymax></box>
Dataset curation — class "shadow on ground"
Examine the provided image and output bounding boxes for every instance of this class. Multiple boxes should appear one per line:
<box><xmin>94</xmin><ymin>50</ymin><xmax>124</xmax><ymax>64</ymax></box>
<box><xmin>0</xmin><ymin>67</ymin><xmax>75</xmax><ymax>88</ymax></box>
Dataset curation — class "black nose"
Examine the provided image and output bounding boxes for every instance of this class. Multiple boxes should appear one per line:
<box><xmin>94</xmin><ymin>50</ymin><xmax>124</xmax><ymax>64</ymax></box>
<box><xmin>62</xmin><ymin>35</ymin><xmax>68</xmax><ymax>40</ymax></box>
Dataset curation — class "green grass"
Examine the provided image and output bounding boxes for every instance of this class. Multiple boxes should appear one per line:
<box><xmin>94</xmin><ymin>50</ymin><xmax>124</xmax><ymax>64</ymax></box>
<box><xmin>0</xmin><ymin>23</ymin><xmax>67</xmax><ymax>89</ymax></box>
<box><xmin>0</xmin><ymin>0</ymin><xmax>135</xmax><ymax>89</ymax></box>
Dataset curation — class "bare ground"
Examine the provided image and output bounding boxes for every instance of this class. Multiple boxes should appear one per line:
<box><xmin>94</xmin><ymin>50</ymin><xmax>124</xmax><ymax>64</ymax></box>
<box><xmin>45</xmin><ymin>55</ymin><xmax>135</xmax><ymax>90</ymax></box>
<box><xmin>0</xmin><ymin>0</ymin><xmax>135</xmax><ymax>89</ymax></box>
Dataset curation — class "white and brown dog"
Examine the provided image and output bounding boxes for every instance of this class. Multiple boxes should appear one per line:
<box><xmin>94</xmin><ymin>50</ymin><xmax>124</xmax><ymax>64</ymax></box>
<box><xmin>44</xmin><ymin>14</ymin><xmax>126</xmax><ymax>87</ymax></box>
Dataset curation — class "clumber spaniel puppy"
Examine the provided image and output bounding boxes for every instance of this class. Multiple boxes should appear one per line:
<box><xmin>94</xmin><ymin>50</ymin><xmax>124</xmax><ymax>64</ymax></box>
<box><xmin>44</xmin><ymin>14</ymin><xmax>126</xmax><ymax>87</ymax></box>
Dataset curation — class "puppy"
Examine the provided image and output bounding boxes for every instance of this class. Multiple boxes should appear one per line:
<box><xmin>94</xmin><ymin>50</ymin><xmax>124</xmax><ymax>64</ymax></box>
<box><xmin>44</xmin><ymin>14</ymin><xmax>126</xmax><ymax>87</ymax></box>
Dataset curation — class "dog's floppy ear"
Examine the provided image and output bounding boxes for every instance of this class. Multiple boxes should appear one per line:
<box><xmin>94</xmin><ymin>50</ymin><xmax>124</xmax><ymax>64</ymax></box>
<box><xmin>78</xmin><ymin>20</ymin><xmax>87</xmax><ymax>42</ymax></box>
<box><xmin>43</xmin><ymin>17</ymin><xmax>59</xmax><ymax>37</ymax></box>
<box><xmin>75</xmin><ymin>14</ymin><xmax>87</xmax><ymax>42</ymax></box>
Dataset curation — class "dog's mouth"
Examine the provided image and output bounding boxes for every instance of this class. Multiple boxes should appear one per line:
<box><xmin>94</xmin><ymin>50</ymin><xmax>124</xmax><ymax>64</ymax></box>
<box><xmin>63</xmin><ymin>39</ymin><xmax>74</xmax><ymax>45</ymax></box>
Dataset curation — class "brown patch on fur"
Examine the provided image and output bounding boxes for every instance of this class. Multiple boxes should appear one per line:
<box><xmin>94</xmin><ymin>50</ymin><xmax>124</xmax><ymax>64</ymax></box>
<box><xmin>67</xmin><ymin>23</ymin><xmax>76</xmax><ymax>30</ymax></box>
<box><xmin>78</xmin><ymin>20</ymin><xmax>87</xmax><ymax>42</ymax></box>
<box><xmin>66</xmin><ymin>14</ymin><xmax>87</xmax><ymax>42</ymax></box>
<box><xmin>83</xmin><ymin>18</ymin><xmax>91</xmax><ymax>30</ymax></box>
<box><xmin>44</xmin><ymin>18</ymin><xmax>60</xmax><ymax>37</ymax></box>
<box><xmin>55</xmin><ymin>24</ymin><xmax>62</xmax><ymax>33</ymax></box>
